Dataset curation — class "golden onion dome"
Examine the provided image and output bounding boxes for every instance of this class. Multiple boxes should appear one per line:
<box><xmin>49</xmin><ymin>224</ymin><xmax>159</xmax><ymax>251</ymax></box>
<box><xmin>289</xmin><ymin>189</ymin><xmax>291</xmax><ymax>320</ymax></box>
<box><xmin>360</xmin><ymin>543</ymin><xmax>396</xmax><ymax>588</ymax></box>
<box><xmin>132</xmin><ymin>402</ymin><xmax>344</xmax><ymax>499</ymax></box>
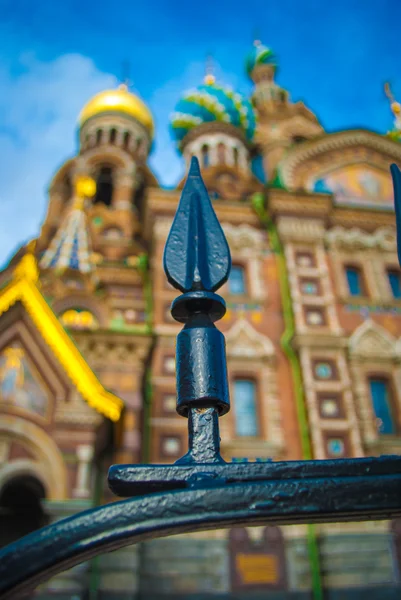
<box><xmin>78</xmin><ymin>85</ymin><xmax>154</xmax><ymax>137</ymax></box>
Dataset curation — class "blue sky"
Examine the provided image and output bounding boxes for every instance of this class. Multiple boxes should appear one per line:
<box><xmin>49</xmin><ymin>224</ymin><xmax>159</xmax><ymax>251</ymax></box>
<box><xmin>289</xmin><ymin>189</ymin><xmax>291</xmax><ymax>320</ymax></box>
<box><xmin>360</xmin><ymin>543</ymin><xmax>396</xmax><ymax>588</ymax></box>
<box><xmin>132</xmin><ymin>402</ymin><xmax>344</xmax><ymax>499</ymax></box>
<box><xmin>0</xmin><ymin>0</ymin><xmax>400</xmax><ymax>264</ymax></box>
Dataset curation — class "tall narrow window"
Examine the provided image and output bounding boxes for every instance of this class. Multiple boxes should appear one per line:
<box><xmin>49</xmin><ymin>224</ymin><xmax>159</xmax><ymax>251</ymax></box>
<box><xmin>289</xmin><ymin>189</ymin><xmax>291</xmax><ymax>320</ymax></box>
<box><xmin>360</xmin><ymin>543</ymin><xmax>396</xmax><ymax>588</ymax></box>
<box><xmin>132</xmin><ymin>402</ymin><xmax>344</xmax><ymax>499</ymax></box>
<box><xmin>233</xmin><ymin>147</ymin><xmax>239</xmax><ymax>167</ymax></box>
<box><xmin>388</xmin><ymin>269</ymin><xmax>401</xmax><ymax>299</ymax></box>
<box><xmin>369</xmin><ymin>378</ymin><xmax>396</xmax><ymax>434</ymax></box>
<box><xmin>96</xmin><ymin>129</ymin><xmax>103</xmax><ymax>145</ymax></box>
<box><xmin>345</xmin><ymin>265</ymin><xmax>364</xmax><ymax>296</ymax></box>
<box><xmin>217</xmin><ymin>143</ymin><xmax>226</xmax><ymax>164</ymax></box>
<box><xmin>228</xmin><ymin>265</ymin><xmax>246</xmax><ymax>295</ymax></box>
<box><xmin>201</xmin><ymin>145</ymin><xmax>209</xmax><ymax>168</ymax></box>
<box><xmin>123</xmin><ymin>131</ymin><xmax>131</xmax><ymax>150</ymax></box>
<box><xmin>234</xmin><ymin>380</ymin><xmax>258</xmax><ymax>437</ymax></box>
<box><xmin>94</xmin><ymin>166</ymin><xmax>114</xmax><ymax>207</ymax></box>
<box><xmin>109</xmin><ymin>128</ymin><xmax>117</xmax><ymax>144</ymax></box>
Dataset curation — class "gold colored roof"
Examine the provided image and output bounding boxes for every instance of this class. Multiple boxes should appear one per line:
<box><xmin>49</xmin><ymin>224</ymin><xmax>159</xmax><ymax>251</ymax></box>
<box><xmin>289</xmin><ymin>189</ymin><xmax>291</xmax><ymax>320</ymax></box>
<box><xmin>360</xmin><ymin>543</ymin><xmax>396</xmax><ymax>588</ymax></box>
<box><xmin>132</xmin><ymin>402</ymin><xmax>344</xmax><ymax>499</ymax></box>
<box><xmin>0</xmin><ymin>247</ymin><xmax>123</xmax><ymax>421</ymax></box>
<box><xmin>79</xmin><ymin>84</ymin><xmax>154</xmax><ymax>136</ymax></box>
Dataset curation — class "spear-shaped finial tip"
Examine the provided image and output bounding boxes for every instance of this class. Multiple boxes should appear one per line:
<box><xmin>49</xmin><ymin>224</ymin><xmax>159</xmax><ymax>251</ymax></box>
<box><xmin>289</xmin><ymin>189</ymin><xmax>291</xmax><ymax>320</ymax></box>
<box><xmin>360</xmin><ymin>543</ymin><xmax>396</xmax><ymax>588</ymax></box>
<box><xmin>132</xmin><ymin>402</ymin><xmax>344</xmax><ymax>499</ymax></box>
<box><xmin>189</xmin><ymin>155</ymin><xmax>201</xmax><ymax>177</ymax></box>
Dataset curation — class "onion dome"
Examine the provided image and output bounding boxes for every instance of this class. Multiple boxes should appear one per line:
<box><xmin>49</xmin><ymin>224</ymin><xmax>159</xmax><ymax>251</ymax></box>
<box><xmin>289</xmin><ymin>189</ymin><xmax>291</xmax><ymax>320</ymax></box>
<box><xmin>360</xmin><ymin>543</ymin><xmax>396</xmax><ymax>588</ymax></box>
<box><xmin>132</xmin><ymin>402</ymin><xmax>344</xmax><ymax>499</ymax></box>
<box><xmin>79</xmin><ymin>84</ymin><xmax>154</xmax><ymax>138</ymax></box>
<box><xmin>170</xmin><ymin>76</ymin><xmax>256</xmax><ymax>149</ymax></box>
<box><xmin>246</xmin><ymin>41</ymin><xmax>277</xmax><ymax>78</ymax></box>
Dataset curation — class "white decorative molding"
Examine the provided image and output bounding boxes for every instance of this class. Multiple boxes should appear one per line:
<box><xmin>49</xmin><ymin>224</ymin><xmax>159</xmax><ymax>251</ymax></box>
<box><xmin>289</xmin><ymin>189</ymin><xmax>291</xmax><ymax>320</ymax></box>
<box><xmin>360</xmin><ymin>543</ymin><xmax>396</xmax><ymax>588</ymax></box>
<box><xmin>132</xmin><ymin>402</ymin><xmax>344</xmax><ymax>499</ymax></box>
<box><xmin>277</xmin><ymin>216</ymin><xmax>326</xmax><ymax>243</ymax></box>
<box><xmin>225</xmin><ymin>318</ymin><xmax>274</xmax><ymax>360</ymax></box>
<box><xmin>349</xmin><ymin>320</ymin><xmax>397</xmax><ymax>360</ymax></box>
<box><xmin>326</xmin><ymin>226</ymin><xmax>397</xmax><ymax>251</ymax></box>
<box><xmin>154</xmin><ymin>217</ymin><xmax>173</xmax><ymax>241</ymax></box>
<box><xmin>221</xmin><ymin>223</ymin><xmax>265</xmax><ymax>254</ymax></box>
<box><xmin>55</xmin><ymin>390</ymin><xmax>103</xmax><ymax>426</ymax></box>
<box><xmin>73</xmin><ymin>444</ymin><xmax>94</xmax><ymax>499</ymax></box>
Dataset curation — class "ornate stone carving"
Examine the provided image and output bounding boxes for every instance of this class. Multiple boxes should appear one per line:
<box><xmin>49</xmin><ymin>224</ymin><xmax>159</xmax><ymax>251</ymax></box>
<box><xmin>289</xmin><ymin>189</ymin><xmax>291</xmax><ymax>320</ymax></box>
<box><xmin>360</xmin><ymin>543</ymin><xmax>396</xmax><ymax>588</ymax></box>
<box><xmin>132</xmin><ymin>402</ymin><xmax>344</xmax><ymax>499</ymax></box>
<box><xmin>326</xmin><ymin>226</ymin><xmax>397</xmax><ymax>251</ymax></box>
<box><xmin>225</xmin><ymin>319</ymin><xmax>274</xmax><ymax>360</ymax></box>
<box><xmin>349</xmin><ymin>320</ymin><xmax>397</xmax><ymax>360</ymax></box>
<box><xmin>276</xmin><ymin>216</ymin><xmax>325</xmax><ymax>242</ymax></box>
<box><xmin>221</xmin><ymin>223</ymin><xmax>265</xmax><ymax>253</ymax></box>
<box><xmin>55</xmin><ymin>390</ymin><xmax>103</xmax><ymax>426</ymax></box>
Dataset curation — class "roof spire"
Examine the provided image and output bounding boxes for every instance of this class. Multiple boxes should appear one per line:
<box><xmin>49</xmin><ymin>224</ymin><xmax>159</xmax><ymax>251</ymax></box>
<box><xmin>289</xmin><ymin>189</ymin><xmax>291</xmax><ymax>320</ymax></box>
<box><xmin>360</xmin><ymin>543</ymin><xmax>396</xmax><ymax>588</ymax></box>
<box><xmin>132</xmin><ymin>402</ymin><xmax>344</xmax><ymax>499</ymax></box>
<box><xmin>40</xmin><ymin>176</ymin><xmax>97</xmax><ymax>275</ymax></box>
<box><xmin>385</xmin><ymin>82</ymin><xmax>401</xmax><ymax>140</ymax></box>
<box><xmin>119</xmin><ymin>59</ymin><xmax>132</xmax><ymax>91</ymax></box>
<box><xmin>204</xmin><ymin>54</ymin><xmax>216</xmax><ymax>86</ymax></box>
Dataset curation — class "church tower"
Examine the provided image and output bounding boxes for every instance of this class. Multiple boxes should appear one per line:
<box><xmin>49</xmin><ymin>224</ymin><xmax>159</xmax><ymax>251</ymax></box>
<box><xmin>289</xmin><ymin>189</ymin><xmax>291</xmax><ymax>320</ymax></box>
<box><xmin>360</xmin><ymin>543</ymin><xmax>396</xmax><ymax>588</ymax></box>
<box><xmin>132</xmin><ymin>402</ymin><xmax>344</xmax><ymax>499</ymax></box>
<box><xmin>247</xmin><ymin>41</ymin><xmax>323</xmax><ymax>179</ymax></box>
<box><xmin>34</xmin><ymin>84</ymin><xmax>157</xmax><ymax>466</ymax></box>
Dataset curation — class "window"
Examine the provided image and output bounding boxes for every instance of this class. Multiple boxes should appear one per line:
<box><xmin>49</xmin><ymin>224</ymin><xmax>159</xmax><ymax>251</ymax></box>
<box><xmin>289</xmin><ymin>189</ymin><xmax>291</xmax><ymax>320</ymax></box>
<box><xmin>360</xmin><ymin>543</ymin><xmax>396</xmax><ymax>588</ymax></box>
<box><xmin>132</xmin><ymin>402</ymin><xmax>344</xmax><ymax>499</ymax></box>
<box><xmin>301</xmin><ymin>280</ymin><xmax>319</xmax><ymax>295</ymax></box>
<box><xmin>233</xmin><ymin>147</ymin><xmax>239</xmax><ymax>166</ymax></box>
<box><xmin>345</xmin><ymin>265</ymin><xmax>364</xmax><ymax>296</ymax></box>
<box><xmin>305</xmin><ymin>308</ymin><xmax>325</xmax><ymax>326</ymax></box>
<box><xmin>94</xmin><ymin>166</ymin><xmax>114</xmax><ymax>206</ymax></box>
<box><xmin>388</xmin><ymin>269</ymin><xmax>401</xmax><ymax>299</ymax></box>
<box><xmin>217</xmin><ymin>143</ymin><xmax>226</xmax><ymax>164</ymax></box>
<box><xmin>201</xmin><ymin>145</ymin><xmax>209</xmax><ymax>168</ymax></box>
<box><xmin>295</xmin><ymin>252</ymin><xmax>315</xmax><ymax>268</ymax></box>
<box><xmin>123</xmin><ymin>131</ymin><xmax>131</xmax><ymax>150</ymax></box>
<box><xmin>234</xmin><ymin>380</ymin><xmax>258</xmax><ymax>437</ymax></box>
<box><xmin>326</xmin><ymin>437</ymin><xmax>345</xmax><ymax>457</ymax></box>
<box><xmin>95</xmin><ymin>129</ymin><xmax>103</xmax><ymax>145</ymax></box>
<box><xmin>228</xmin><ymin>265</ymin><xmax>246</xmax><ymax>295</ymax></box>
<box><xmin>313</xmin><ymin>361</ymin><xmax>337</xmax><ymax>380</ymax></box>
<box><xmin>369</xmin><ymin>378</ymin><xmax>396</xmax><ymax>434</ymax></box>
<box><xmin>109</xmin><ymin>128</ymin><xmax>117</xmax><ymax>144</ymax></box>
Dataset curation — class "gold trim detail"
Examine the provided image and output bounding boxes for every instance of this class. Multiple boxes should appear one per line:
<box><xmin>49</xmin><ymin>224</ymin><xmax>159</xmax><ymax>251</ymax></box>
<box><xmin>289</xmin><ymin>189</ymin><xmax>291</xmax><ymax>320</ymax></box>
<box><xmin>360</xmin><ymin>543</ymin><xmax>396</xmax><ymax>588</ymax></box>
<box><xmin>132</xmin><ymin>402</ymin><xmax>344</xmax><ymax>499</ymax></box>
<box><xmin>0</xmin><ymin>252</ymin><xmax>123</xmax><ymax>422</ymax></box>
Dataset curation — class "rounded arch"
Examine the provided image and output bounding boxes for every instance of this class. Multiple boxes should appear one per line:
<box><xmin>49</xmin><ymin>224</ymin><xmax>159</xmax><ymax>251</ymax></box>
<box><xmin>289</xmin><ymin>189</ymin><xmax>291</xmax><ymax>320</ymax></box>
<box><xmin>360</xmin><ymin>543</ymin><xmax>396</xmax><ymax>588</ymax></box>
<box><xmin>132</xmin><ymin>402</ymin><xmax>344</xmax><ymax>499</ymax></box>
<box><xmin>52</xmin><ymin>295</ymin><xmax>108</xmax><ymax>328</ymax></box>
<box><xmin>279</xmin><ymin>129</ymin><xmax>401</xmax><ymax>190</ymax></box>
<box><xmin>0</xmin><ymin>460</ymin><xmax>50</xmax><ymax>499</ymax></box>
<box><xmin>0</xmin><ymin>416</ymin><xmax>67</xmax><ymax>500</ymax></box>
<box><xmin>79</xmin><ymin>147</ymin><xmax>134</xmax><ymax>172</ymax></box>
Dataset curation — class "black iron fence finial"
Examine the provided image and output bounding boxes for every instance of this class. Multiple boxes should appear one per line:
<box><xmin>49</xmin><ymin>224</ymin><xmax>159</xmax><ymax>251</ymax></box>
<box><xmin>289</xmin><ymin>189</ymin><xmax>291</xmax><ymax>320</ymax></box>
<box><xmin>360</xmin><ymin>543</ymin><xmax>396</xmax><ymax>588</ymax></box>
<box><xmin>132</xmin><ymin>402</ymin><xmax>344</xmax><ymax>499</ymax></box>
<box><xmin>163</xmin><ymin>156</ymin><xmax>231</xmax><ymax>464</ymax></box>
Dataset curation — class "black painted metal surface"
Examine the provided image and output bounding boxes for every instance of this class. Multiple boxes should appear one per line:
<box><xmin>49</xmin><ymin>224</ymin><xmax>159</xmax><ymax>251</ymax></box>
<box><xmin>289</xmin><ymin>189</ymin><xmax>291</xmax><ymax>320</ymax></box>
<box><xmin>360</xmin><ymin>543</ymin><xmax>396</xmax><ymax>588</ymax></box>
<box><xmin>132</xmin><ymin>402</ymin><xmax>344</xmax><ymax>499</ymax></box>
<box><xmin>1</xmin><ymin>460</ymin><xmax>401</xmax><ymax>599</ymax></box>
<box><xmin>1</xmin><ymin>158</ymin><xmax>401</xmax><ymax>599</ymax></box>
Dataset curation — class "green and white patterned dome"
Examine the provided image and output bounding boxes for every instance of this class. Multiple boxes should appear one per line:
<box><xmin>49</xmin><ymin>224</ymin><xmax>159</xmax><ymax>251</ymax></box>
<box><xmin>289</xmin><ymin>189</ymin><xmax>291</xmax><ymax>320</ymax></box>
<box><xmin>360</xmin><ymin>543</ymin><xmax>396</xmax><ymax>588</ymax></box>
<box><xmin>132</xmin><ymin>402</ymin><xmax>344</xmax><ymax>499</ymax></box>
<box><xmin>170</xmin><ymin>76</ymin><xmax>256</xmax><ymax>150</ymax></box>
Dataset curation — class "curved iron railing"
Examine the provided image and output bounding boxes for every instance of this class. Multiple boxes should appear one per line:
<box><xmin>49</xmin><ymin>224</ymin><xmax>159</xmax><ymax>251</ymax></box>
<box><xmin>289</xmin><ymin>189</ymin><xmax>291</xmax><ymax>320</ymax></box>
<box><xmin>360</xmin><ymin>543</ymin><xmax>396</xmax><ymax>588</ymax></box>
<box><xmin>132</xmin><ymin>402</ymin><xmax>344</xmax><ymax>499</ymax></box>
<box><xmin>1</xmin><ymin>159</ymin><xmax>401</xmax><ymax>599</ymax></box>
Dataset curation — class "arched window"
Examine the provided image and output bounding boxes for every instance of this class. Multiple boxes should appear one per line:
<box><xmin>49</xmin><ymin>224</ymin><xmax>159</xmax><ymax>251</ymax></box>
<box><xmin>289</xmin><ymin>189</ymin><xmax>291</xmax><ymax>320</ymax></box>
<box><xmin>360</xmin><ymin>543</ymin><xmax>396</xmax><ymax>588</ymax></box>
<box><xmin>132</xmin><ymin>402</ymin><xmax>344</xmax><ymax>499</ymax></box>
<box><xmin>368</xmin><ymin>377</ymin><xmax>396</xmax><ymax>435</ymax></box>
<box><xmin>94</xmin><ymin>166</ymin><xmax>114</xmax><ymax>206</ymax></box>
<box><xmin>123</xmin><ymin>131</ymin><xmax>131</xmax><ymax>150</ymax></box>
<box><xmin>201</xmin><ymin>145</ymin><xmax>209</xmax><ymax>168</ymax></box>
<box><xmin>345</xmin><ymin>265</ymin><xmax>365</xmax><ymax>297</ymax></box>
<box><xmin>96</xmin><ymin>129</ymin><xmax>103</xmax><ymax>145</ymax></box>
<box><xmin>228</xmin><ymin>265</ymin><xmax>246</xmax><ymax>295</ymax></box>
<box><xmin>217</xmin><ymin>143</ymin><xmax>226</xmax><ymax>165</ymax></box>
<box><xmin>234</xmin><ymin>379</ymin><xmax>258</xmax><ymax>437</ymax></box>
<box><xmin>109</xmin><ymin>128</ymin><xmax>117</xmax><ymax>145</ymax></box>
<box><xmin>0</xmin><ymin>476</ymin><xmax>48</xmax><ymax>547</ymax></box>
<box><xmin>60</xmin><ymin>308</ymin><xmax>99</xmax><ymax>330</ymax></box>
<box><xmin>233</xmin><ymin>147</ymin><xmax>239</xmax><ymax>167</ymax></box>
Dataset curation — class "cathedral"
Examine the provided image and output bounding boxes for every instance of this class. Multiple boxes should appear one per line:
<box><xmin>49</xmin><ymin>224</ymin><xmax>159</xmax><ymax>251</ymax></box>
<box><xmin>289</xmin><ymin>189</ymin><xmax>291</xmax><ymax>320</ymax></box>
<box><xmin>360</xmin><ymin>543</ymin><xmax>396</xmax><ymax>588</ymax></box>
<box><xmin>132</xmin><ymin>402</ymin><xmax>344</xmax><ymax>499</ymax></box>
<box><xmin>1</xmin><ymin>40</ymin><xmax>401</xmax><ymax>599</ymax></box>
